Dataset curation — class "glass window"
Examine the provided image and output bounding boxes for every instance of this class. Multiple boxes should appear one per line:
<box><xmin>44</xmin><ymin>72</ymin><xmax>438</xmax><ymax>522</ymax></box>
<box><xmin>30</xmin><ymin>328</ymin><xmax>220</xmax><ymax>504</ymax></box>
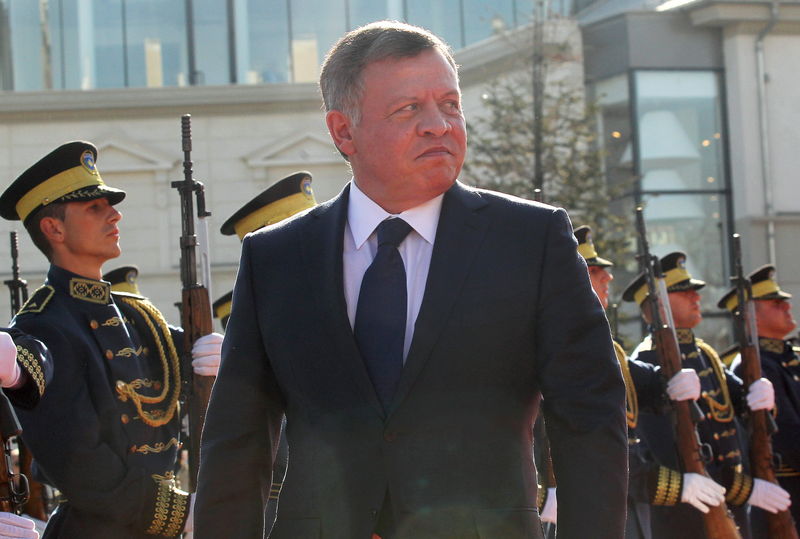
<box><xmin>6</xmin><ymin>0</ymin><xmax>48</xmax><ymax>90</ymax></box>
<box><xmin>123</xmin><ymin>0</ymin><xmax>188</xmax><ymax>87</ymax></box>
<box><xmin>289</xmin><ymin>0</ymin><xmax>346</xmax><ymax>83</ymax></box>
<box><xmin>634</xmin><ymin>71</ymin><xmax>727</xmax><ymax>192</ymax></box>
<box><xmin>93</xmin><ymin>0</ymin><xmax>126</xmax><ymax>89</ymax></box>
<box><xmin>192</xmin><ymin>0</ymin><xmax>231</xmax><ymax>85</ymax></box>
<box><xmin>463</xmin><ymin>0</ymin><xmax>515</xmax><ymax>44</ymax></box>
<box><xmin>406</xmin><ymin>0</ymin><xmax>463</xmax><ymax>49</ymax></box>
<box><xmin>238</xmin><ymin>0</ymin><xmax>290</xmax><ymax>84</ymax></box>
<box><xmin>348</xmin><ymin>0</ymin><xmax>390</xmax><ymax>29</ymax></box>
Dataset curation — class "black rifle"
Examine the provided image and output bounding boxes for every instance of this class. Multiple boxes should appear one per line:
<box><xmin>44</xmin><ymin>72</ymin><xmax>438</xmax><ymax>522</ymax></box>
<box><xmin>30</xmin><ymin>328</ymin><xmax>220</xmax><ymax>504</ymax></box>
<box><xmin>4</xmin><ymin>232</ymin><xmax>28</xmax><ymax>318</ymax></box>
<box><xmin>172</xmin><ymin>114</ymin><xmax>215</xmax><ymax>491</ymax></box>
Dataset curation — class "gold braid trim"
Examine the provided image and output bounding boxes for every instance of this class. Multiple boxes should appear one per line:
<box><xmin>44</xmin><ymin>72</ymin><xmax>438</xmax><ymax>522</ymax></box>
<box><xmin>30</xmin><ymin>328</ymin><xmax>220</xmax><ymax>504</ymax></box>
<box><xmin>145</xmin><ymin>478</ymin><xmax>171</xmax><ymax>535</ymax></box>
<box><xmin>614</xmin><ymin>341</ymin><xmax>638</xmax><ymax>429</ymax></box>
<box><xmin>759</xmin><ymin>338</ymin><xmax>784</xmax><ymax>355</ymax></box>
<box><xmin>696</xmin><ymin>339</ymin><xmax>735</xmax><ymax>423</ymax></box>
<box><xmin>537</xmin><ymin>484</ymin><xmax>546</xmax><ymax>511</ymax></box>
<box><xmin>164</xmin><ymin>488</ymin><xmax>190</xmax><ymax>537</ymax></box>
<box><xmin>269</xmin><ymin>480</ymin><xmax>283</xmax><ymax>500</ymax></box>
<box><xmin>653</xmin><ymin>467</ymin><xmax>682</xmax><ymax>506</ymax></box>
<box><xmin>15</xmin><ymin>345</ymin><xmax>45</xmax><ymax>396</ymax></box>
<box><xmin>133</xmin><ymin>437</ymin><xmax>180</xmax><ymax>455</ymax></box>
<box><xmin>726</xmin><ymin>472</ymin><xmax>753</xmax><ymax>506</ymax></box>
<box><xmin>115</xmin><ymin>297</ymin><xmax>181</xmax><ymax>427</ymax></box>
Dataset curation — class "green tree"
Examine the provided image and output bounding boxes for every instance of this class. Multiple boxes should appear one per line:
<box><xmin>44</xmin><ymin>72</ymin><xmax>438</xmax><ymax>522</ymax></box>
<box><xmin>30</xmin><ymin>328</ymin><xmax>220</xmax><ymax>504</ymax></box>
<box><xmin>462</xmin><ymin>67</ymin><xmax>633</xmax><ymax>268</ymax></box>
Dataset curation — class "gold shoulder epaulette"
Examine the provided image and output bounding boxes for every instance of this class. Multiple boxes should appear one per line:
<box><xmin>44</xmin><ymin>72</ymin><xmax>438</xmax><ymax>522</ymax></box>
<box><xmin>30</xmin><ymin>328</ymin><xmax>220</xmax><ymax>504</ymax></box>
<box><xmin>17</xmin><ymin>285</ymin><xmax>55</xmax><ymax>316</ymax></box>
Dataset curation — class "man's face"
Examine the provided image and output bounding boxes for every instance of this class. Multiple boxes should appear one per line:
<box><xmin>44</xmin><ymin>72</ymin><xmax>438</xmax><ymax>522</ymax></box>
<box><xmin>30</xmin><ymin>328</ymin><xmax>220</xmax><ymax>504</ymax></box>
<box><xmin>328</xmin><ymin>48</ymin><xmax>467</xmax><ymax>213</ymax></box>
<box><xmin>668</xmin><ymin>289</ymin><xmax>702</xmax><ymax>329</ymax></box>
<box><xmin>754</xmin><ymin>298</ymin><xmax>797</xmax><ymax>339</ymax></box>
<box><xmin>58</xmin><ymin>198</ymin><xmax>122</xmax><ymax>266</ymax></box>
<box><xmin>588</xmin><ymin>266</ymin><xmax>613</xmax><ymax>309</ymax></box>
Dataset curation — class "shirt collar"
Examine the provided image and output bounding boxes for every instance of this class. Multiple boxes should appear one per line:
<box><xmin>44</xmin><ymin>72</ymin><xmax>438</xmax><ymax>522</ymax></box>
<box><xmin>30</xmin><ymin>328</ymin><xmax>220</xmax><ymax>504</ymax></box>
<box><xmin>348</xmin><ymin>179</ymin><xmax>443</xmax><ymax>249</ymax></box>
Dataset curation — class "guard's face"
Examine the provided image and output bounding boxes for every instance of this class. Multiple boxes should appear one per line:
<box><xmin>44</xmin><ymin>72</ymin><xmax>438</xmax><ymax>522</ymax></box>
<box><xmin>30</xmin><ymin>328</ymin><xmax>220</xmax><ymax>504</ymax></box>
<box><xmin>755</xmin><ymin>298</ymin><xmax>796</xmax><ymax>339</ymax></box>
<box><xmin>59</xmin><ymin>197</ymin><xmax>122</xmax><ymax>265</ymax></box>
<box><xmin>668</xmin><ymin>289</ymin><xmax>702</xmax><ymax>329</ymax></box>
<box><xmin>588</xmin><ymin>266</ymin><xmax>613</xmax><ymax>309</ymax></box>
<box><xmin>330</xmin><ymin>48</ymin><xmax>467</xmax><ymax>213</ymax></box>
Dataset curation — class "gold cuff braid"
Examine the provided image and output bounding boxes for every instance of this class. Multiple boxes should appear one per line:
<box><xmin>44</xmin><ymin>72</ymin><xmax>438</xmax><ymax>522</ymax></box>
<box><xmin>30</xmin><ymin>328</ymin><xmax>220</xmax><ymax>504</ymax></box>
<box><xmin>653</xmin><ymin>467</ymin><xmax>682</xmax><ymax>506</ymax></box>
<box><xmin>15</xmin><ymin>345</ymin><xmax>45</xmax><ymax>396</ymax></box>
<box><xmin>725</xmin><ymin>472</ymin><xmax>753</xmax><ymax>506</ymax></box>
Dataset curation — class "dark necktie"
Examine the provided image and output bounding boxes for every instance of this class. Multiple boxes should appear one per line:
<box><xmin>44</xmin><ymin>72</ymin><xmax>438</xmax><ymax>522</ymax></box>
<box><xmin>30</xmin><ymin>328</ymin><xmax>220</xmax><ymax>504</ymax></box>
<box><xmin>354</xmin><ymin>217</ymin><xmax>412</xmax><ymax>411</ymax></box>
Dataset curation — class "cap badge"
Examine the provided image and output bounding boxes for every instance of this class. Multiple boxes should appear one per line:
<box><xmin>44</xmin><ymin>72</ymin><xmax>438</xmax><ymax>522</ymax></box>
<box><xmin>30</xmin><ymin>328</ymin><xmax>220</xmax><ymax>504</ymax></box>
<box><xmin>301</xmin><ymin>177</ymin><xmax>314</xmax><ymax>199</ymax></box>
<box><xmin>81</xmin><ymin>150</ymin><xmax>98</xmax><ymax>175</ymax></box>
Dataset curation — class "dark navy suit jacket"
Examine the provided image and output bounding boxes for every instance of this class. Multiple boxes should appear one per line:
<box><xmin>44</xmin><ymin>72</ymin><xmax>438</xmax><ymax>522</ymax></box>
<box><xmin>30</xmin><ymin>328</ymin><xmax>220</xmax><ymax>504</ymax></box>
<box><xmin>195</xmin><ymin>181</ymin><xmax>627</xmax><ymax>539</ymax></box>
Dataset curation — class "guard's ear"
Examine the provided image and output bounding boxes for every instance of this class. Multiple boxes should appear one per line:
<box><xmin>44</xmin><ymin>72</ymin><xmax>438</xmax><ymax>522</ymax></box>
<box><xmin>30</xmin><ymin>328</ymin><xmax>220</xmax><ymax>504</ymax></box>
<box><xmin>39</xmin><ymin>215</ymin><xmax>66</xmax><ymax>245</ymax></box>
<box><xmin>326</xmin><ymin>109</ymin><xmax>356</xmax><ymax>158</ymax></box>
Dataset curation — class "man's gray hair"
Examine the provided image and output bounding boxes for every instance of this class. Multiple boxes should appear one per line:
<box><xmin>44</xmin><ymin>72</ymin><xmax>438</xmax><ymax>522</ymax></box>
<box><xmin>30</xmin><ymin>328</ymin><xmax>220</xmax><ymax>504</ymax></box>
<box><xmin>319</xmin><ymin>20</ymin><xmax>458</xmax><ymax>125</ymax></box>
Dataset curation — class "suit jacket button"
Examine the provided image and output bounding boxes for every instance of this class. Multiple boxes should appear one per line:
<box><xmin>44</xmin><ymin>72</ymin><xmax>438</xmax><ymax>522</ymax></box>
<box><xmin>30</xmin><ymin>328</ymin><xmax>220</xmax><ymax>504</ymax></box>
<box><xmin>384</xmin><ymin>432</ymin><xmax>397</xmax><ymax>442</ymax></box>
<box><xmin>121</xmin><ymin>414</ymin><xmax>130</xmax><ymax>424</ymax></box>
<box><xmin>105</xmin><ymin>349</ymin><xmax>114</xmax><ymax>360</ymax></box>
<box><xmin>89</xmin><ymin>320</ymin><xmax>99</xmax><ymax>330</ymax></box>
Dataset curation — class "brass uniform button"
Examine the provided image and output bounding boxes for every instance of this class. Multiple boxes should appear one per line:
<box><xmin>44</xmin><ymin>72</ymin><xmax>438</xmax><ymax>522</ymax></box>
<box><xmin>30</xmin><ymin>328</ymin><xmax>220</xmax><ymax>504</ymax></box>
<box><xmin>706</xmin><ymin>413</ymin><xmax>712</xmax><ymax>420</ymax></box>
<box><xmin>129</xmin><ymin>445</ymin><xmax>137</xmax><ymax>454</ymax></box>
<box><xmin>121</xmin><ymin>414</ymin><xmax>130</xmax><ymax>424</ymax></box>
<box><xmin>701</xmin><ymin>391</ymin><xmax>708</xmax><ymax>397</ymax></box>
<box><xmin>713</xmin><ymin>433</ymin><xmax>720</xmax><ymax>440</ymax></box>
<box><xmin>153</xmin><ymin>381</ymin><xmax>162</xmax><ymax>391</ymax></box>
<box><xmin>717</xmin><ymin>455</ymin><xmax>724</xmax><ymax>462</ymax></box>
<box><xmin>142</xmin><ymin>347</ymin><xmax>149</xmax><ymax>356</ymax></box>
<box><xmin>89</xmin><ymin>320</ymin><xmax>99</xmax><ymax>330</ymax></box>
<box><xmin>116</xmin><ymin>380</ymin><xmax>126</xmax><ymax>390</ymax></box>
<box><xmin>105</xmin><ymin>350</ymin><xmax>114</xmax><ymax>360</ymax></box>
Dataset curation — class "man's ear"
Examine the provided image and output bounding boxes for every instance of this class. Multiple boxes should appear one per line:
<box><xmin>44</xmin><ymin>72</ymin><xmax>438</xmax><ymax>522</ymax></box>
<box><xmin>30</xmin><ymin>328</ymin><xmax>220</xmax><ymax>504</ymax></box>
<box><xmin>39</xmin><ymin>216</ymin><xmax>65</xmax><ymax>245</ymax></box>
<box><xmin>326</xmin><ymin>109</ymin><xmax>356</xmax><ymax>157</ymax></box>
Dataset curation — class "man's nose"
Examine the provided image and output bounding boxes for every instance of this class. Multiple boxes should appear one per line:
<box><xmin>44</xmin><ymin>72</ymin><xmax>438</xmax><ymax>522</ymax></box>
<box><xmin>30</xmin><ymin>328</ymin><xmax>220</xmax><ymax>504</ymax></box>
<box><xmin>418</xmin><ymin>105</ymin><xmax>451</xmax><ymax>137</ymax></box>
<box><xmin>109</xmin><ymin>206</ymin><xmax>122</xmax><ymax>223</ymax></box>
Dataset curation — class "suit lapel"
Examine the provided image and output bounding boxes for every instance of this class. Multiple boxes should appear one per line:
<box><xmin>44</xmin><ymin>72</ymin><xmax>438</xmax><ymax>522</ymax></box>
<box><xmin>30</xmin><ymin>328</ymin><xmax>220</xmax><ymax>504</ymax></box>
<box><xmin>389</xmin><ymin>182</ymin><xmax>490</xmax><ymax>414</ymax></box>
<box><xmin>301</xmin><ymin>184</ymin><xmax>385</xmax><ymax>417</ymax></box>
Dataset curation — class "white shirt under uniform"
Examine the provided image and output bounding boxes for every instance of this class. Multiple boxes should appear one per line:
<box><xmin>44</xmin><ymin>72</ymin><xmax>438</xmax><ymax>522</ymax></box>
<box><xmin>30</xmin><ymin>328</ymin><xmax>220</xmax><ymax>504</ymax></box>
<box><xmin>343</xmin><ymin>179</ymin><xmax>443</xmax><ymax>361</ymax></box>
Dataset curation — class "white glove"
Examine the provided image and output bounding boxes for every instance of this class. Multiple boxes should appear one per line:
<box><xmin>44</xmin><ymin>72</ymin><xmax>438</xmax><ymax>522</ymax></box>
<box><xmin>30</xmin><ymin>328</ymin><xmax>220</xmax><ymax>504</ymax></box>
<box><xmin>747</xmin><ymin>378</ymin><xmax>775</xmax><ymax>411</ymax></box>
<box><xmin>749</xmin><ymin>478</ymin><xmax>791</xmax><ymax>513</ymax></box>
<box><xmin>191</xmin><ymin>333</ymin><xmax>223</xmax><ymax>377</ymax></box>
<box><xmin>0</xmin><ymin>512</ymin><xmax>38</xmax><ymax>538</ymax></box>
<box><xmin>184</xmin><ymin>493</ymin><xmax>195</xmax><ymax>533</ymax></box>
<box><xmin>541</xmin><ymin>487</ymin><xmax>557</xmax><ymax>523</ymax></box>
<box><xmin>667</xmin><ymin>369</ymin><xmax>701</xmax><ymax>402</ymax></box>
<box><xmin>680</xmin><ymin>473</ymin><xmax>726</xmax><ymax>513</ymax></box>
<box><xmin>0</xmin><ymin>332</ymin><xmax>22</xmax><ymax>389</ymax></box>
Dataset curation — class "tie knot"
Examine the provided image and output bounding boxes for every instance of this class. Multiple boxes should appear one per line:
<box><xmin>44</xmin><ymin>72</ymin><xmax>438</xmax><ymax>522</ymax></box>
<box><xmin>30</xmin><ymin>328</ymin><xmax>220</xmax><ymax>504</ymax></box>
<box><xmin>376</xmin><ymin>218</ymin><xmax>412</xmax><ymax>248</ymax></box>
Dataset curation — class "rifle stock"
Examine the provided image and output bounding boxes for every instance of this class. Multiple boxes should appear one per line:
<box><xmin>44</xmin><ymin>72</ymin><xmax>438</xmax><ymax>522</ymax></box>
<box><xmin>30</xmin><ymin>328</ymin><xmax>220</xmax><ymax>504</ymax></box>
<box><xmin>636</xmin><ymin>208</ymin><xmax>741</xmax><ymax>539</ymax></box>
<box><xmin>172</xmin><ymin>114</ymin><xmax>215</xmax><ymax>491</ymax></box>
<box><xmin>730</xmin><ymin>234</ymin><xmax>798</xmax><ymax>538</ymax></box>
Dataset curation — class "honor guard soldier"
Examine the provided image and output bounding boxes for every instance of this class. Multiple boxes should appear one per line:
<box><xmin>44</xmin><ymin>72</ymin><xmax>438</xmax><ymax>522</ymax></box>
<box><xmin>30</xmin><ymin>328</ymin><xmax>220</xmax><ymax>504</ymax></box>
<box><xmin>0</xmin><ymin>141</ymin><xmax>222</xmax><ymax>538</ymax></box>
<box><xmin>719</xmin><ymin>264</ymin><xmax>800</xmax><ymax>531</ymax></box>
<box><xmin>103</xmin><ymin>266</ymin><xmax>141</xmax><ymax>296</ymax></box>
<box><xmin>215</xmin><ymin>171</ymin><xmax>316</xmax><ymax>534</ymax></box>
<box><xmin>575</xmin><ymin>227</ymin><xmax>720</xmax><ymax>539</ymax></box>
<box><xmin>623</xmin><ymin>251</ymin><xmax>788</xmax><ymax>539</ymax></box>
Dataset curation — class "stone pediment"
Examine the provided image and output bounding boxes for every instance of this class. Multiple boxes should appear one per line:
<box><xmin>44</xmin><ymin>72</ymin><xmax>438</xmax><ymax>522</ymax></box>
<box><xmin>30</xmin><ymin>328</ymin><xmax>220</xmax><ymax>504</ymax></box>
<box><xmin>244</xmin><ymin>132</ymin><xmax>340</xmax><ymax>168</ymax></box>
<box><xmin>95</xmin><ymin>138</ymin><xmax>178</xmax><ymax>173</ymax></box>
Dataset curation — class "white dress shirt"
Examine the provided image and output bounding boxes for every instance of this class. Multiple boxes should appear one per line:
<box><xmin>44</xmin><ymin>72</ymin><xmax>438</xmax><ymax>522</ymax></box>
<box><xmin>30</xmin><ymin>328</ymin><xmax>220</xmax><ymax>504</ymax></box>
<box><xmin>343</xmin><ymin>180</ymin><xmax>443</xmax><ymax>361</ymax></box>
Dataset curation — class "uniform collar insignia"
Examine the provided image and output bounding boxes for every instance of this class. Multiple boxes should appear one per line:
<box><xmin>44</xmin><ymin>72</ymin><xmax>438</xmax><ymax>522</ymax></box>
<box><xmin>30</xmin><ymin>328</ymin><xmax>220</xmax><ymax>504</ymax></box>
<box><xmin>676</xmin><ymin>328</ymin><xmax>695</xmax><ymax>344</ymax></box>
<box><xmin>759</xmin><ymin>337</ymin><xmax>786</xmax><ymax>355</ymax></box>
<box><xmin>69</xmin><ymin>277</ymin><xmax>111</xmax><ymax>305</ymax></box>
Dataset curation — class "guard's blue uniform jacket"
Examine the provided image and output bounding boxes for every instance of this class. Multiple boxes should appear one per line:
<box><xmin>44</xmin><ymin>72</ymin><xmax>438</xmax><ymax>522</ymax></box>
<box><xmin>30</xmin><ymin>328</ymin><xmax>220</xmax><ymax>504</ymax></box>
<box><xmin>736</xmin><ymin>337</ymin><xmax>800</xmax><ymax>533</ymax></box>
<box><xmin>634</xmin><ymin>329</ymin><xmax>753</xmax><ymax>539</ymax></box>
<box><xmin>11</xmin><ymin>265</ymin><xmax>190</xmax><ymax>538</ymax></box>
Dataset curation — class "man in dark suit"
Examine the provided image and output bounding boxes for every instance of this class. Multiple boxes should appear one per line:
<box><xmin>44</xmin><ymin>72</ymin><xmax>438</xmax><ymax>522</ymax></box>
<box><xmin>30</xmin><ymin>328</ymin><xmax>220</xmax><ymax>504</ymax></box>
<box><xmin>194</xmin><ymin>21</ymin><xmax>627</xmax><ymax>539</ymax></box>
